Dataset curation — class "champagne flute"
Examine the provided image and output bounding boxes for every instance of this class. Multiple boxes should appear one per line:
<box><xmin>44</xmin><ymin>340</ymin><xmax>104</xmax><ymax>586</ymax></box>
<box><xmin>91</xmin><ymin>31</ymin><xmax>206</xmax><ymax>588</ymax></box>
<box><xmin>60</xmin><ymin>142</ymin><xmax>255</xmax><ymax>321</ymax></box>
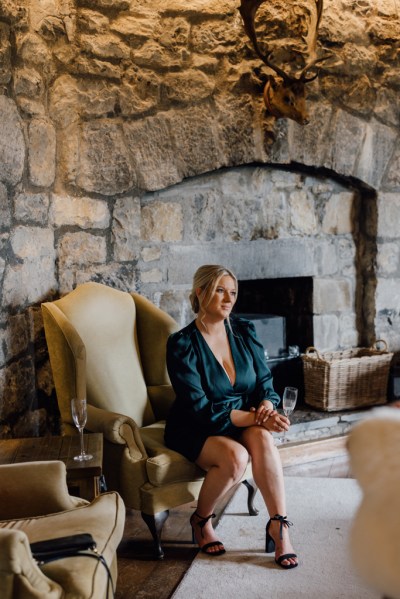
<box><xmin>71</xmin><ymin>399</ymin><xmax>93</xmax><ymax>461</ymax></box>
<box><xmin>280</xmin><ymin>386</ymin><xmax>298</xmax><ymax>444</ymax></box>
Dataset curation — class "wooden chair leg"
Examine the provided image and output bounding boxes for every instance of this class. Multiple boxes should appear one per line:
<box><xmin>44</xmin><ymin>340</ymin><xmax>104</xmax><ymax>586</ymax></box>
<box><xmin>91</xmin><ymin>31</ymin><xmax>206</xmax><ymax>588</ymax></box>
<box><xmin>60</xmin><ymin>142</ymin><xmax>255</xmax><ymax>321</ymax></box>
<box><xmin>141</xmin><ymin>510</ymin><xmax>169</xmax><ymax>559</ymax></box>
<box><xmin>242</xmin><ymin>479</ymin><xmax>259</xmax><ymax>515</ymax></box>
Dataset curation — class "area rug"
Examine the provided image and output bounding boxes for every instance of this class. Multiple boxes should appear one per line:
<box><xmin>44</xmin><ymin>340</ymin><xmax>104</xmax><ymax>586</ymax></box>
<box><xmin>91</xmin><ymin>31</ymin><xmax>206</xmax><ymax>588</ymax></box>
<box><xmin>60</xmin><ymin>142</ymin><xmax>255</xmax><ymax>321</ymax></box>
<box><xmin>172</xmin><ymin>477</ymin><xmax>378</xmax><ymax>599</ymax></box>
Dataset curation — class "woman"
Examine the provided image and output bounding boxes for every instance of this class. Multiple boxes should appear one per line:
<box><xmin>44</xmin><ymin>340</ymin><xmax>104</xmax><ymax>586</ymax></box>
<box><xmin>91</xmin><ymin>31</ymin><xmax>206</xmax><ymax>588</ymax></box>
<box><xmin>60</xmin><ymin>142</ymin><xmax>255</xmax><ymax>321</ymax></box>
<box><xmin>164</xmin><ymin>265</ymin><xmax>298</xmax><ymax>569</ymax></box>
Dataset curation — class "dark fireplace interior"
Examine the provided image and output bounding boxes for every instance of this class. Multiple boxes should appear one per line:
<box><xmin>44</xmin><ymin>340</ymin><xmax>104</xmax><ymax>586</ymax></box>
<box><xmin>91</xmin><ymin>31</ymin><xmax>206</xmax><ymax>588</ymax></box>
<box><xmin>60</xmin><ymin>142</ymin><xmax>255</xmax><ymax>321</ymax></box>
<box><xmin>234</xmin><ymin>277</ymin><xmax>314</xmax><ymax>404</ymax></box>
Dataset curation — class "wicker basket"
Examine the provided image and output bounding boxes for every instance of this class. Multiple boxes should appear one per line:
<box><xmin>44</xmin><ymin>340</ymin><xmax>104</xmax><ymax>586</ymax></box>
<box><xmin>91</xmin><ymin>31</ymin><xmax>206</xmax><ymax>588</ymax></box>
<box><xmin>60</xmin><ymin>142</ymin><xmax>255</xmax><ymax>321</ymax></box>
<box><xmin>302</xmin><ymin>340</ymin><xmax>393</xmax><ymax>411</ymax></box>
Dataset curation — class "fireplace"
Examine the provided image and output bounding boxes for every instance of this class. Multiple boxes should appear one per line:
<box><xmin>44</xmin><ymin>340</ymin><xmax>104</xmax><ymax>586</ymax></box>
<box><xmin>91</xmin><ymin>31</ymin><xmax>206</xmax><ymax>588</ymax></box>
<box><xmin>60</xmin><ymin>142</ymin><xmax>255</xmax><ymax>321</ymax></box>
<box><xmin>234</xmin><ymin>277</ymin><xmax>313</xmax><ymax>403</ymax></box>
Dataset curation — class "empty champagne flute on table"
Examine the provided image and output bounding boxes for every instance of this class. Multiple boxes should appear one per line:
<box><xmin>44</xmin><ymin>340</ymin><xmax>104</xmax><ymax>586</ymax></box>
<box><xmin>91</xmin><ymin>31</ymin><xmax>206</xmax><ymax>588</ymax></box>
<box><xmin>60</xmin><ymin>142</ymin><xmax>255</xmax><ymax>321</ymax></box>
<box><xmin>280</xmin><ymin>386</ymin><xmax>298</xmax><ymax>444</ymax></box>
<box><xmin>71</xmin><ymin>399</ymin><xmax>93</xmax><ymax>461</ymax></box>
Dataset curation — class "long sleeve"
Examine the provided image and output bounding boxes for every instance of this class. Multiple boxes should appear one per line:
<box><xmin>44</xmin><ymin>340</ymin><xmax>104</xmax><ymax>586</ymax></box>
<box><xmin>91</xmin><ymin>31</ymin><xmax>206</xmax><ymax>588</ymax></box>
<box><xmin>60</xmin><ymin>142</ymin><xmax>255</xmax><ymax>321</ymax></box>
<box><xmin>166</xmin><ymin>331</ymin><xmax>240</xmax><ymax>436</ymax></box>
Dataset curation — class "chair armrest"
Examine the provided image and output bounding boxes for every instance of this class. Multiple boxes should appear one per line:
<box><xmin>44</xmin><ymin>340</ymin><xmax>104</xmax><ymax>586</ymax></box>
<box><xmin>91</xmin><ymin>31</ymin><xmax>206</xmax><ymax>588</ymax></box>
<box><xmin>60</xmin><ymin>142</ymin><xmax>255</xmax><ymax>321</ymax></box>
<box><xmin>0</xmin><ymin>461</ymin><xmax>86</xmax><ymax>521</ymax></box>
<box><xmin>86</xmin><ymin>403</ymin><xmax>147</xmax><ymax>460</ymax></box>
<box><xmin>0</xmin><ymin>529</ymin><xmax>63</xmax><ymax>599</ymax></box>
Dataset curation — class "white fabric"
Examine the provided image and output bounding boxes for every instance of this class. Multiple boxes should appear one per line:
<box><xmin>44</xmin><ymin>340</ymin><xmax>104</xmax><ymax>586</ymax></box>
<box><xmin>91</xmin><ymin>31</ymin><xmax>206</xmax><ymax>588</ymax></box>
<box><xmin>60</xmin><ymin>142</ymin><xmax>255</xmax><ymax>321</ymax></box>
<box><xmin>172</xmin><ymin>477</ymin><xmax>378</xmax><ymax>599</ymax></box>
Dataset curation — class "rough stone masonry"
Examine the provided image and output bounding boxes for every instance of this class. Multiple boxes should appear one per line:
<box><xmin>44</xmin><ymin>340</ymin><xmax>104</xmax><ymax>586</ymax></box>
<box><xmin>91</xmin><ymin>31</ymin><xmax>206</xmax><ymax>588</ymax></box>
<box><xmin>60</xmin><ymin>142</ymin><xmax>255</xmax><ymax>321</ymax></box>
<box><xmin>0</xmin><ymin>0</ymin><xmax>399</xmax><ymax>436</ymax></box>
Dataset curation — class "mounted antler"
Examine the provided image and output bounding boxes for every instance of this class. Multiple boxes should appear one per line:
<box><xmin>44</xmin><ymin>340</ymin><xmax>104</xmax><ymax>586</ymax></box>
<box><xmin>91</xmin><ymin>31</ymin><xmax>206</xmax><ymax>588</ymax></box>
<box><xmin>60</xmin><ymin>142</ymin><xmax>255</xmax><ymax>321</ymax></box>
<box><xmin>239</xmin><ymin>0</ymin><xmax>332</xmax><ymax>125</ymax></box>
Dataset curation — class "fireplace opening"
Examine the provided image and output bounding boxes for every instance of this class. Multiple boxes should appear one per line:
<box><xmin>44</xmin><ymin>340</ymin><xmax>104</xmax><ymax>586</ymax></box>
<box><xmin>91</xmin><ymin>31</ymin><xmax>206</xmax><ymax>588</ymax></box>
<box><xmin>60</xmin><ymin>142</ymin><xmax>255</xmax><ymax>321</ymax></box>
<box><xmin>234</xmin><ymin>277</ymin><xmax>314</xmax><ymax>352</ymax></box>
<box><xmin>234</xmin><ymin>277</ymin><xmax>314</xmax><ymax>404</ymax></box>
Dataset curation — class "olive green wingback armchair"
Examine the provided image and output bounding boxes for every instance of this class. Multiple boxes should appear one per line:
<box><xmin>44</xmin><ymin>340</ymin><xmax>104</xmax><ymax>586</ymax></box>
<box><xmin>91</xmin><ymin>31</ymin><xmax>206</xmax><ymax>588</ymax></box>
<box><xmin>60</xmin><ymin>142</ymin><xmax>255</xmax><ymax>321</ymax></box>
<box><xmin>42</xmin><ymin>282</ymin><xmax>257</xmax><ymax>558</ymax></box>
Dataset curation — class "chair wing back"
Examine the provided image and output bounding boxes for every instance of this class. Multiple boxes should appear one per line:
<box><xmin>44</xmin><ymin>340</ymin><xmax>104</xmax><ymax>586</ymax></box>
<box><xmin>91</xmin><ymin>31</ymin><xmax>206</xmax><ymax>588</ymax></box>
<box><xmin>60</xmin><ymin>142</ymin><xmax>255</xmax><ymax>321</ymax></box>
<box><xmin>42</xmin><ymin>282</ymin><xmax>155</xmax><ymax>428</ymax></box>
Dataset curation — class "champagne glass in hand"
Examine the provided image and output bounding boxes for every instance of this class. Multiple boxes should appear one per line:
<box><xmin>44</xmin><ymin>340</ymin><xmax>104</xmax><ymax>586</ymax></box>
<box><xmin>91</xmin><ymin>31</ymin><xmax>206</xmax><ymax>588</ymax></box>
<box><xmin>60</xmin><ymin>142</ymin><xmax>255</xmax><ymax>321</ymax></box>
<box><xmin>280</xmin><ymin>386</ymin><xmax>298</xmax><ymax>443</ymax></box>
<box><xmin>71</xmin><ymin>399</ymin><xmax>93</xmax><ymax>461</ymax></box>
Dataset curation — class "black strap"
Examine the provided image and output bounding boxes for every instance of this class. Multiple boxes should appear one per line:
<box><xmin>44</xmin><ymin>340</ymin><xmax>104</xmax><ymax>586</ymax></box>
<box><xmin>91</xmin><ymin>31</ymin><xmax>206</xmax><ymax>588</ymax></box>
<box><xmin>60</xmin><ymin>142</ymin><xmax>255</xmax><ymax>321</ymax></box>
<box><xmin>35</xmin><ymin>550</ymin><xmax>115</xmax><ymax>599</ymax></box>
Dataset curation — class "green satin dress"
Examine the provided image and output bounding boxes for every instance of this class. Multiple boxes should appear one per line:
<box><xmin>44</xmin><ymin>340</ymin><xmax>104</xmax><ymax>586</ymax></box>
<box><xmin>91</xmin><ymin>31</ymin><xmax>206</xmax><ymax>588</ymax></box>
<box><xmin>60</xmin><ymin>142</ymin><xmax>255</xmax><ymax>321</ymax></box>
<box><xmin>164</xmin><ymin>316</ymin><xmax>280</xmax><ymax>462</ymax></box>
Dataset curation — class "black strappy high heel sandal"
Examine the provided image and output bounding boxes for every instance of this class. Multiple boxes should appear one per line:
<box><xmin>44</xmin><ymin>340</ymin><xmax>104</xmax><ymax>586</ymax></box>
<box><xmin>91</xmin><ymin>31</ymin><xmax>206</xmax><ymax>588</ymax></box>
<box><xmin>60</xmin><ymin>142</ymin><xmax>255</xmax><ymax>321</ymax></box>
<box><xmin>190</xmin><ymin>511</ymin><xmax>226</xmax><ymax>557</ymax></box>
<box><xmin>265</xmin><ymin>514</ymin><xmax>298</xmax><ymax>569</ymax></box>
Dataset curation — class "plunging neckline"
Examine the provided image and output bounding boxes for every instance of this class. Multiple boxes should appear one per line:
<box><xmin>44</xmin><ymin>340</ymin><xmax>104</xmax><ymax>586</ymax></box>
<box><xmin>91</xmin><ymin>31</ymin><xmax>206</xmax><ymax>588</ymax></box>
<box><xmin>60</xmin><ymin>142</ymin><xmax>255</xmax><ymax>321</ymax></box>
<box><xmin>196</xmin><ymin>323</ymin><xmax>237</xmax><ymax>387</ymax></box>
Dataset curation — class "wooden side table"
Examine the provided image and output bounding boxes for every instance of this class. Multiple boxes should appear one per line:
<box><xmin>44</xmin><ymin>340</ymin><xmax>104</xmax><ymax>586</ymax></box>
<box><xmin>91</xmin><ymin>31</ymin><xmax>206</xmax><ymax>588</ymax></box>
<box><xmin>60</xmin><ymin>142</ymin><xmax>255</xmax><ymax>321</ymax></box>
<box><xmin>0</xmin><ymin>433</ymin><xmax>103</xmax><ymax>501</ymax></box>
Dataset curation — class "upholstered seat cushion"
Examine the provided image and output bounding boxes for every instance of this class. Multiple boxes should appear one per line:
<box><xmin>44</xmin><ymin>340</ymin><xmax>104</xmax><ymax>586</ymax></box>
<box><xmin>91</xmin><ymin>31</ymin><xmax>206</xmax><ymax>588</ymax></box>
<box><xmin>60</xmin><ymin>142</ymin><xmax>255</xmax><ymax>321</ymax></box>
<box><xmin>140</xmin><ymin>421</ymin><xmax>205</xmax><ymax>487</ymax></box>
<box><xmin>0</xmin><ymin>491</ymin><xmax>125</xmax><ymax>598</ymax></box>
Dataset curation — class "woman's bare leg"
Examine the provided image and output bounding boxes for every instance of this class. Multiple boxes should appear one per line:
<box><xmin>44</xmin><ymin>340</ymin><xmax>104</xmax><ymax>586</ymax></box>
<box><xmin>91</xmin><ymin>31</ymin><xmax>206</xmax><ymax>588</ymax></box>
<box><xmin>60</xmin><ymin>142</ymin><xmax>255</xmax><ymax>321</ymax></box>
<box><xmin>194</xmin><ymin>435</ymin><xmax>249</xmax><ymax>553</ymax></box>
<box><xmin>240</xmin><ymin>427</ymin><xmax>297</xmax><ymax>566</ymax></box>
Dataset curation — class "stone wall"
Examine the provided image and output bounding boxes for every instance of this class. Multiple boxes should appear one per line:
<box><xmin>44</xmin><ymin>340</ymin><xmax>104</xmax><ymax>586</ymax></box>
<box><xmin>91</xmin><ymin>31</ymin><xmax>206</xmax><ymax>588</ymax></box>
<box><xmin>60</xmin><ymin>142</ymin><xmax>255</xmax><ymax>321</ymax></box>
<box><xmin>0</xmin><ymin>0</ymin><xmax>399</xmax><ymax>436</ymax></box>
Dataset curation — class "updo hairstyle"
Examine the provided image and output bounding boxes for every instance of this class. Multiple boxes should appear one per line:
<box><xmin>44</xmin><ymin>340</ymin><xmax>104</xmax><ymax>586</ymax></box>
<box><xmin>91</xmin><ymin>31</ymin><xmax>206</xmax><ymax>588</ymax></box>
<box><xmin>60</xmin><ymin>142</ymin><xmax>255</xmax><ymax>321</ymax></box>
<box><xmin>189</xmin><ymin>264</ymin><xmax>238</xmax><ymax>314</ymax></box>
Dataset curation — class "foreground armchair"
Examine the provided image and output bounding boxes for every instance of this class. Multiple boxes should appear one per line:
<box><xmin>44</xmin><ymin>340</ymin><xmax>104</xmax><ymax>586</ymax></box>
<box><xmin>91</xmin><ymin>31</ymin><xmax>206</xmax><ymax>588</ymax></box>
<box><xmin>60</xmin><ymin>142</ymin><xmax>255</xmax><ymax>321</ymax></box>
<box><xmin>347</xmin><ymin>406</ymin><xmax>400</xmax><ymax>599</ymax></box>
<box><xmin>42</xmin><ymin>282</ymin><xmax>257</xmax><ymax>558</ymax></box>
<box><xmin>0</xmin><ymin>460</ymin><xmax>125</xmax><ymax>599</ymax></box>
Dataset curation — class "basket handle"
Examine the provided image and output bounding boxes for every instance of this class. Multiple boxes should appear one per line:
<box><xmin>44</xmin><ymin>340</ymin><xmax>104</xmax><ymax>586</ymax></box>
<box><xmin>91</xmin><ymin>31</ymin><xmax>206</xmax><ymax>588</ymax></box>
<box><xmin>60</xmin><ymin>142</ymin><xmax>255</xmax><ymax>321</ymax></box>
<box><xmin>370</xmin><ymin>339</ymin><xmax>388</xmax><ymax>353</ymax></box>
<box><xmin>305</xmin><ymin>346</ymin><xmax>321</xmax><ymax>359</ymax></box>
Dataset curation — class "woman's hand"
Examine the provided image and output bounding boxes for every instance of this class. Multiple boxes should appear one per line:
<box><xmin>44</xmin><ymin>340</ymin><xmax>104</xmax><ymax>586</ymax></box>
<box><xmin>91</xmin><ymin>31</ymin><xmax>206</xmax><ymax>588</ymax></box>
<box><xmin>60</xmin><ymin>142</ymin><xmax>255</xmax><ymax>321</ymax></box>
<box><xmin>250</xmin><ymin>400</ymin><xmax>275</xmax><ymax>425</ymax></box>
<box><xmin>250</xmin><ymin>402</ymin><xmax>290</xmax><ymax>433</ymax></box>
<box><xmin>262</xmin><ymin>410</ymin><xmax>290</xmax><ymax>434</ymax></box>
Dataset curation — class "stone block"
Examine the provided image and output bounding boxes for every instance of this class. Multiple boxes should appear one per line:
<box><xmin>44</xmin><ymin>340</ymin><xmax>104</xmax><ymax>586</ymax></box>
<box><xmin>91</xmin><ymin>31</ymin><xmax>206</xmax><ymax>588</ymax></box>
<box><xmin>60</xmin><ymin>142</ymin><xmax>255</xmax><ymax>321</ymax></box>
<box><xmin>118</xmin><ymin>68</ymin><xmax>160</xmax><ymax>117</ymax></box>
<box><xmin>3</xmin><ymin>313</ymin><xmax>30</xmax><ymax>358</ymax></box>
<box><xmin>176</xmin><ymin>183</ymin><xmax>221</xmax><ymax>243</ymax></box>
<box><xmin>355</xmin><ymin>119</ymin><xmax>397</xmax><ymax>189</ymax></box>
<box><xmin>80</xmin><ymin>33</ymin><xmax>131</xmax><ymax>59</ymax></box>
<box><xmin>28</xmin><ymin>118</ymin><xmax>56</xmax><ymax>187</ymax></box>
<box><xmin>57</xmin><ymin>231</ymin><xmax>107</xmax><ymax>267</ymax></box>
<box><xmin>314</xmin><ymin>239</ymin><xmax>339</xmax><ymax>276</ymax></box>
<box><xmin>313</xmin><ymin>314</ymin><xmax>339</xmax><ymax>351</ymax></box>
<box><xmin>141</xmin><ymin>201</ymin><xmax>183</xmax><ymax>242</ymax></box>
<box><xmin>288</xmin><ymin>101</ymin><xmax>334</xmax><ymax>168</ymax></box>
<box><xmin>3</xmin><ymin>227</ymin><xmax>56</xmax><ymax>306</ymax></box>
<box><xmin>13</xmin><ymin>66</ymin><xmax>43</xmax><ymax>98</ymax></box>
<box><xmin>313</xmin><ymin>277</ymin><xmax>353</xmax><ymax>314</ymax></box>
<box><xmin>322</xmin><ymin>192</ymin><xmax>355</xmax><ymax>234</ymax></box>
<box><xmin>289</xmin><ymin>190</ymin><xmax>317</xmax><ymax>235</ymax></box>
<box><xmin>158</xmin><ymin>289</ymin><xmax>190</xmax><ymax>327</ymax></box>
<box><xmin>384</xmin><ymin>143</ymin><xmax>400</xmax><ymax>190</ymax></box>
<box><xmin>377</xmin><ymin>242</ymin><xmax>399</xmax><ymax>274</ymax></box>
<box><xmin>50</xmin><ymin>193</ymin><xmax>110</xmax><ymax>228</ymax></box>
<box><xmin>376</xmin><ymin>278</ymin><xmax>400</xmax><ymax>312</ymax></box>
<box><xmin>75</xmin><ymin>120</ymin><xmax>135</xmax><ymax>195</ymax></box>
<box><xmin>133</xmin><ymin>40</ymin><xmax>187</xmax><ymax>70</ymax></box>
<box><xmin>0</xmin><ymin>96</ymin><xmax>25</xmax><ymax>185</ymax></box>
<box><xmin>167</xmin><ymin>104</ymin><xmax>225</xmax><ymax>180</ymax></box>
<box><xmin>123</xmin><ymin>114</ymin><xmax>181</xmax><ymax>191</ymax></box>
<box><xmin>0</xmin><ymin>182</ymin><xmax>10</xmax><ymax>228</ymax></box>
<box><xmin>112</xmin><ymin>196</ymin><xmax>141</xmax><ymax>261</ymax></box>
<box><xmin>140</xmin><ymin>268</ymin><xmax>162</xmax><ymax>284</ymax></box>
<box><xmin>111</xmin><ymin>14</ymin><xmax>159</xmax><ymax>40</ymax></box>
<box><xmin>0</xmin><ymin>361</ymin><xmax>35</xmax><ymax>421</ymax></box>
<box><xmin>325</xmin><ymin>109</ymin><xmax>366</xmax><ymax>177</ymax></box>
<box><xmin>339</xmin><ymin>313</ymin><xmax>359</xmax><ymax>348</ymax></box>
<box><xmin>162</xmin><ymin>70</ymin><xmax>214</xmax><ymax>104</ymax></box>
<box><xmin>0</xmin><ymin>22</ymin><xmax>11</xmax><ymax>85</ymax></box>
<box><xmin>14</xmin><ymin>191</ymin><xmax>49</xmax><ymax>224</ymax></box>
<box><xmin>377</xmin><ymin>193</ymin><xmax>400</xmax><ymax>238</ymax></box>
<box><xmin>141</xmin><ymin>247</ymin><xmax>161</xmax><ymax>262</ymax></box>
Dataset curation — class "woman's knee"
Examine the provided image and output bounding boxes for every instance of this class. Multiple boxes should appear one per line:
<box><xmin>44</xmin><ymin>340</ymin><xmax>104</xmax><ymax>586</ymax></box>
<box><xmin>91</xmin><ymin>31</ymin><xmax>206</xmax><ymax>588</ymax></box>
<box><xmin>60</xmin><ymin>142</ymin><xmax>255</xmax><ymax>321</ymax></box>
<box><xmin>220</xmin><ymin>443</ymin><xmax>249</xmax><ymax>481</ymax></box>
<box><xmin>243</xmin><ymin>426</ymin><xmax>275</xmax><ymax>450</ymax></box>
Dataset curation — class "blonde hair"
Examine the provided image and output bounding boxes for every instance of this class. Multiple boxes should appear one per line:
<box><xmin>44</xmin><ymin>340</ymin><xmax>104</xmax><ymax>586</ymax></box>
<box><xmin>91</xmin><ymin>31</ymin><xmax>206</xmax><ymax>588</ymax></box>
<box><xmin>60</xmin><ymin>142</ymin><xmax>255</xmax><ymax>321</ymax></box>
<box><xmin>189</xmin><ymin>264</ymin><xmax>238</xmax><ymax>314</ymax></box>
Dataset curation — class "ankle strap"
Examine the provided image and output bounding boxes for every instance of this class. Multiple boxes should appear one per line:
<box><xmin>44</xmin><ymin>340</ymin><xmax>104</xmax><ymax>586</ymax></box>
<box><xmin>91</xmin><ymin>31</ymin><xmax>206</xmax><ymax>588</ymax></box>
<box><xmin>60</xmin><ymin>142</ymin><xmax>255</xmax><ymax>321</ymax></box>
<box><xmin>270</xmin><ymin>514</ymin><xmax>293</xmax><ymax>540</ymax></box>
<box><xmin>193</xmin><ymin>512</ymin><xmax>216</xmax><ymax>528</ymax></box>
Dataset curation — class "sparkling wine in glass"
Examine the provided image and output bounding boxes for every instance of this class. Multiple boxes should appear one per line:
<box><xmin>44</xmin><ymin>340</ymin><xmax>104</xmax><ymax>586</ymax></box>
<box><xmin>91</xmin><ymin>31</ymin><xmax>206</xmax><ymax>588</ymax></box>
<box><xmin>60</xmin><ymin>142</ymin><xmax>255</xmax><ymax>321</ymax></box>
<box><xmin>280</xmin><ymin>386</ymin><xmax>298</xmax><ymax>443</ymax></box>
<box><xmin>71</xmin><ymin>399</ymin><xmax>93</xmax><ymax>462</ymax></box>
